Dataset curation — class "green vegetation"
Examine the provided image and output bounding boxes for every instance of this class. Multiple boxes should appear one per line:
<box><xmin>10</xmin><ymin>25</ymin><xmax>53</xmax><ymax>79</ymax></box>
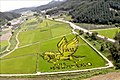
<box><xmin>38</xmin><ymin>34</ymin><xmax>106</xmax><ymax>72</ymax></box>
<box><xmin>8</xmin><ymin>29</ymin><xmax>20</xmax><ymax>51</ymax></box>
<box><xmin>0</xmin><ymin>54</ymin><xmax>37</xmax><ymax>74</ymax></box>
<box><xmin>2</xmin><ymin>43</ymin><xmax>39</xmax><ymax>59</ymax></box>
<box><xmin>92</xmin><ymin>28</ymin><xmax>120</xmax><ymax>39</ymax></box>
<box><xmin>0</xmin><ymin>40</ymin><xmax>9</xmax><ymax>52</ymax></box>
<box><xmin>18</xmin><ymin>19</ymin><xmax>71</xmax><ymax>46</ymax></box>
<box><xmin>0</xmin><ymin>12</ymin><xmax>21</xmax><ymax>26</ymax></box>
<box><xmin>76</xmin><ymin>23</ymin><xmax>115</xmax><ymax>30</ymax></box>
<box><xmin>81</xmin><ymin>30</ymin><xmax>120</xmax><ymax>69</ymax></box>
<box><xmin>0</xmin><ymin>34</ymin><xmax>106</xmax><ymax>73</ymax></box>
<box><xmin>71</xmin><ymin>0</ymin><xmax>120</xmax><ymax>24</ymax></box>
<box><xmin>54</xmin><ymin>14</ymin><xmax>73</xmax><ymax>21</ymax></box>
<box><xmin>47</xmin><ymin>0</ymin><xmax>120</xmax><ymax>24</ymax></box>
<box><xmin>0</xmin><ymin>18</ymin><xmax>111</xmax><ymax>74</ymax></box>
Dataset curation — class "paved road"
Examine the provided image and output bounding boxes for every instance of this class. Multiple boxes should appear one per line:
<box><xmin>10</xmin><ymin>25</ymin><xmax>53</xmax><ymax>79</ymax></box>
<box><xmin>55</xmin><ymin>18</ymin><xmax>116</xmax><ymax>43</ymax></box>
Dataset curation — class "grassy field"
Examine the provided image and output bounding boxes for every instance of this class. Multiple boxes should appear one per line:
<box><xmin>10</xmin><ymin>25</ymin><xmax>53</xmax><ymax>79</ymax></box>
<box><xmin>18</xmin><ymin>19</ymin><xmax>71</xmax><ymax>46</ymax></box>
<box><xmin>76</xmin><ymin>23</ymin><xmax>115</xmax><ymax>30</ymax></box>
<box><xmin>0</xmin><ymin>40</ymin><xmax>9</xmax><ymax>53</ymax></box>
<box><xmin>0</xmin><ymin>19</ymin><xmax>106</xmax><ymax>74</ymax></box>
<box><xmin>0</xmin><ymin>54</ymin><xmax>37</xmax><ymax>74</ymax></box>
<box><xmin>92</xmin><ymin>28</ymin><xmax>120</xmax><ymax>39</ymax></box>
<box><xmin>38</xmin><ymin>34</ymin><xmax>106</xmax><ymax>72</ymax></box>
<box><xmin>0</xmin><ymin>34</ymin><xmax>106</xmax><ymax>73</ymax></box>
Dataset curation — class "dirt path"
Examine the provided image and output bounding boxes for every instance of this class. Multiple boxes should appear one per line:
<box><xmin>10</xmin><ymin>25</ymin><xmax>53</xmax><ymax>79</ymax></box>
<box><xmin>84</xmin><ymin>72</ymin><xmax>120</xmax><ymax>80</ymax></box>
<box><xmin>0</xmin><ymin>30</ymin><xmax>21</xmax><ymax>58</ymax></box>
<box><xmin>0</xmin><ymin>72</ymin><xmax>120</xmax><ymax>80</ymax></box>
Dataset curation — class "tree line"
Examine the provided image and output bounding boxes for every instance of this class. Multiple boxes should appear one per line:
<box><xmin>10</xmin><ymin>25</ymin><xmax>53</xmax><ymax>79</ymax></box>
<box><xmin>79</xmin><ymin>30</ymin><xmax>120</xmax><ymax>69</ymax></box>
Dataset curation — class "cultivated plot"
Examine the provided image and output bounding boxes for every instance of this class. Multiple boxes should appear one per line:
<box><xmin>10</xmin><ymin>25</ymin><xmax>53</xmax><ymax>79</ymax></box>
<box><xmin>92</xmin><ymin>28</ymin><xmax>120</xmax><ymax>39</ymax></box>
<box><xmin>0</xmin><ymin>19</ymin><xmax>106</xmax><ymax>74</ymax></box>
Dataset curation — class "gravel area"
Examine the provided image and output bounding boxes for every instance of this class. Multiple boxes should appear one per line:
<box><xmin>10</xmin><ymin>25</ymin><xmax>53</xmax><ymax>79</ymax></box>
<box><xmin>0</xmin><ymin>31</ymin><xmax>11</xmax><ymax>41</ymax></box>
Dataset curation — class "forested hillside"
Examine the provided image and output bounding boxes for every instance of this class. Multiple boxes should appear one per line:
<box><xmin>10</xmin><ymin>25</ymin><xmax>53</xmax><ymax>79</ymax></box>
<box><xmin>47</xmin><ymin>0</ymin><xmax>120</xmax><ymax>24</ymax></box>
<box><xmin>71</xmin><ymin>0</ymin><xmax>120</xmax><ymax>24</ymax></box>
<box><xmin>0</xmin><ymin>12</ymin><xmax>21</xmax><ymax>26</ymax></box>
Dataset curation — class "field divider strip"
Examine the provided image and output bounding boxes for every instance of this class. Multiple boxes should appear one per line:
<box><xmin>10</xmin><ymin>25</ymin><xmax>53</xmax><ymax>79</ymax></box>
<box><xmin>18</xmin><ymin>33</ymin><xmax>72</xmax><ymax>49</ymax></box>
<box><xmin>1</xmin><ymin>53</ymin><xmax>36</xmax><ymax>61</ymax></box>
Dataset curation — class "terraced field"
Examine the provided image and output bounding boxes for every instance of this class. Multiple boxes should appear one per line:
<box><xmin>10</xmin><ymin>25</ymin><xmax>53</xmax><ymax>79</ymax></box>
<box><xmin>18</xmin><ymin>19</ymin><xmax>71</xmax><ymax>46</ymax></box>
<box><xmin>0</xmin><ymin>19</ymin><xmax>106</xmax><ymax>74</ymax></box>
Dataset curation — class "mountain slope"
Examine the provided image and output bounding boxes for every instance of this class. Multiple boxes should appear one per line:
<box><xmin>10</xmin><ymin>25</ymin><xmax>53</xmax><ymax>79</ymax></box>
<box><xmin>33</xmin><ymin>0</ymin><xmax>65</xmax><ymax>12</ymax></box>
<box><xmin>46</xmin><ymin>0</ymin><xmax>120</xmax><ymax>24</ymax></box>
<box><xmin>0</xmin><ymin>12</ymin><xmax>21</xmax><ymax>26</ymax></box>
<box><xmin>71</xmin><ymin>0</ymin><xmax>120</xmax><ymax>24</ymax></box>
<box><xmin>10</xmin><ymin>7</ymin><xmax>35</xmax><ymax>13</ymax></box>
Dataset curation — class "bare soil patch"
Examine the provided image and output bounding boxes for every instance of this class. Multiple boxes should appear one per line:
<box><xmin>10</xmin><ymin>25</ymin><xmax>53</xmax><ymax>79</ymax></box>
<box><xmin>0</xmin><ymin>72</ymin><xmax>120</xmax><ymax>80</ymax></box>
<box><xmin>0</xmin><ymin>31</ymin><xmax>11</xmax><ymax>41</ymax></box>
<box><xmin>84</xmin><ymin>72</ymin><xmax>120</xmax><ymax>80</ymax></box>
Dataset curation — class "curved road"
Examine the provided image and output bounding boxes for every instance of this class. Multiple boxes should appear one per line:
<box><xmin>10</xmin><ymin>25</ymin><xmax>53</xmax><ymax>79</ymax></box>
<box><xmin>55</xmin><ymin>18</ymin><xmax>116</xmax><ymax>43</ymax></box>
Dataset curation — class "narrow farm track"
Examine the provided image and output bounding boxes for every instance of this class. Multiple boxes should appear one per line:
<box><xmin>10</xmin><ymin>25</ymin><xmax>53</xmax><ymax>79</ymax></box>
<box><xmin>0</xmin><ymin>30</ymin><xmax>21</xmax><ymax>58</ymax></box>
<box><xmin>18</xmin><ymin>33</ymin><xmax>72</xmax><ymax>49</ymax></box>
<box><xmin>1</xmin><ymin>53</ymin><xmax>35</xmax><ymax>61</ymax></box>
<box><xmin>1</xmin><ymin>32</ymin><xmax>12</xmax><ymax>53</ymax></box>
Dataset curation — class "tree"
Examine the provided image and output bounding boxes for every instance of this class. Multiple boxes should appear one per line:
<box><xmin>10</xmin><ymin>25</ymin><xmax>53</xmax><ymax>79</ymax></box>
<box><xmin>26</xmin><ymin>18</ymin><xmax>28</xmax><ymax>21</ymax></box>
<box><xmin>33</xmin><ymin>13</ymin><xmax>39</xmax><ymax>17</ymax></box>
<box><xmin>91</xmin><ymin>32</ymin><xmax>98</xmax><ymax>40</ymax></box>
<box><xmin>115</xmin><ymin>23</ymin><xmax>119</xmax><ymax>28</ymax></box>
<box><xmin>109</xmin><ymin>42</ymin><xmax>120</xmax><ymax>69</ymax></box>
<box><xmin>100</xmin><ymin>43</ymin><xmax>105</xmax><ymax>51</ymax></box>
<box><xmin>85</xmin><ymin>32</ymin><xmax>90</xmax><ymax>39</ymax></box>
<box><xmin>79</xmin><ymin>30</ymin><xmax>84</xmax><ymax>35</ymax></box>
<box><xmin>7</xmin><ymin>22</ymin><xmax>11</xmax><ymax>26</ymax></box>
<box><xmin>114</xmin><ymin>32</ymin><xmax>120</xmax><ymax>43</ymax></box>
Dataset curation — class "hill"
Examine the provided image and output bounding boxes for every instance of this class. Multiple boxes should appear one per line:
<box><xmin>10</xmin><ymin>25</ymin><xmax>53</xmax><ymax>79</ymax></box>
<box><xmin>10</xmin><ymin>7</ymin><xmax>35</xmax><ymax>13</ymax></box>
<box><xmin>10</xmin><ymin>0</ymin><xmax>65</xmax><ymax>13</ymax></box>
<box><xmin>46</xmin><ymin>0</ymin><xmax>120</xmax><ymax>24</ymax></box>
<box><xmin>33</xmin><ymin>0</ymin><xmax>65</xmax><ymax>12</ymax></box>
<box><xmin>0</xmin><ymin>12</ymin><xmax>21</xmax><ymax>26</ymax></box>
